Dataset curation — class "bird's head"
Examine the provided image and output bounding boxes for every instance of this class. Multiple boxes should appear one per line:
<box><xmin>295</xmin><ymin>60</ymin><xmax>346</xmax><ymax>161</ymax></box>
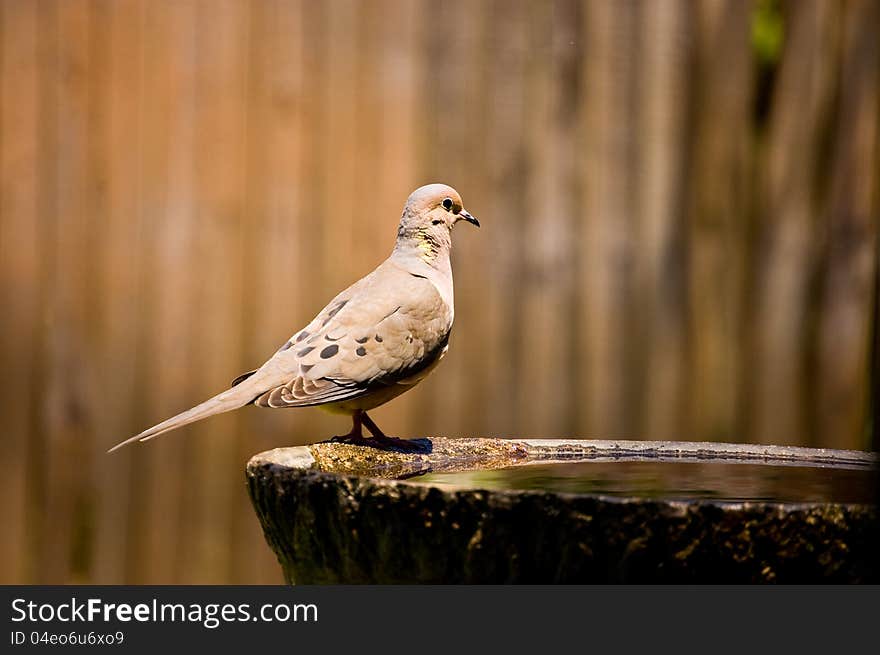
<box><xmin>395</xmin><ymin>183</ymin><xmax>479</xmax><ymax>262</ymax></box>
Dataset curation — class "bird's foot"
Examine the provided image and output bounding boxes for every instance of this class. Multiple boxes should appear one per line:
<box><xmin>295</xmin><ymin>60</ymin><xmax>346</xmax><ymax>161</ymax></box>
<box><xmin>329</xmin><ymin>433</ymin><xmax>428</xmax><ymax>453</ymax></box>
<box><xmin>328</xmin><ymin>410</ymin><xmax>429</xmax><ymax>452</ymax></box>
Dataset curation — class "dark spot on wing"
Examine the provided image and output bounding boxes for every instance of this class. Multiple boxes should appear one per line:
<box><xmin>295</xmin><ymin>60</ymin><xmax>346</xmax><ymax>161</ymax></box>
<box><xmin>301</xmin><ymin>364</ymin><xmax>314</xmax><ymax>373</ymax></box>
<box><xmin>410</xmin><ymin>272</ymin><xmax>428</xmax><ymax>279</ymax></box>
<box><xmin>230</xmin><ymin>369</ymin><xmax>258</xmax><ymax>387</ymax></box>
<box><xmin>325</xmin><ymin>334</ymin><xmax>341</xmax><ymax>341</ymax></box>
<box><xmin>295</xmin><ymin>331</ymin><xmax>309</xmax><ymax>343</ymax></box>
<box><xmin>320</xmin><ymin>345</ymin><xmax>339</xmax><ymax>359</ymax></box>
<box><xmin>297</xmin><ymin>346</ymin><xmax>315</xmax><ymax>357</ymax></box>
<box><xmin>356</xmin><ymin>347</ymin><xmax>367</xmax><ymax>356</ymax></box>
<box><xmin>355</xmin><ymin>336</ymin><xmax>369</xmax><ymax>344</ymax></box>
<box><xmin>279</xmin><ymin>341</ymin><xmax>294</xmax><ymax>351</ymax></box>
<box><xmin>322</xmin><ymin>300</ymin><xmax>348</xmax><ymax>327</ymax></box>
<box><xmin>375</xmin><ymin>335</ymin><xmax>383</xmax><ymax>343</ymax></box>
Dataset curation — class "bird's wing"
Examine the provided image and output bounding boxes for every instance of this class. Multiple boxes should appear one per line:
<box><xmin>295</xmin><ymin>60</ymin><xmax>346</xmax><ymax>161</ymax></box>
<box><xmin>109</xmin><ymin>261</ymin><xmax>451</xmax><ymax>451</ymax></box>
<box><xmin>248</xmin><ymin>260</ymin><xmax>453</xmax><ymax>409</ymax></box>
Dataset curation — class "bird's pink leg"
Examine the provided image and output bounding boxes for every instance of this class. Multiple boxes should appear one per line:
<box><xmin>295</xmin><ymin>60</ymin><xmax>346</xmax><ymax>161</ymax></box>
<box><xmin>330</xmin><ymin>410</ymin><xmax>373</xmax><ymax>447</ymax></box>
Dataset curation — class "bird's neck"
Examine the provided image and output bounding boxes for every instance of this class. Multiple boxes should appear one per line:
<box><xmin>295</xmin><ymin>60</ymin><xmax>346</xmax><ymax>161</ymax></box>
<box><xmin>392</xmin><ymin>236</ymin><xmax>455</xmax><ymax>313</ymax></box>
<box><xmin>394</xmin><ymin>225</ymin><xmax>451</xmax><ymax>260</ymax></box>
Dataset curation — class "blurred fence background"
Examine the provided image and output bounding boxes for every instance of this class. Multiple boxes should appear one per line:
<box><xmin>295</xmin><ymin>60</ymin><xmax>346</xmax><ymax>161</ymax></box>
<box><xmin>1</xmin><ymin>0</ymin><xmax>878</xmax><ymax>583</ymax></box>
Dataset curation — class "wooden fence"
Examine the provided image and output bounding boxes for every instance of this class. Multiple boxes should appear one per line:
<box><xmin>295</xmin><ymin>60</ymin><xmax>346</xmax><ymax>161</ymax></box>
<box><xmin>1</xmin><ymin>0</ymin><xmax>877</xmax><ymax>583</ymax></box>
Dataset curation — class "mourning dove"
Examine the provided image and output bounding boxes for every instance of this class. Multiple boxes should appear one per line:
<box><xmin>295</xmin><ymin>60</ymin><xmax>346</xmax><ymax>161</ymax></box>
<box><xmin>109</xmin><ymin>183</ymin><xmax>479</xmax><ymax>453</ymax></box>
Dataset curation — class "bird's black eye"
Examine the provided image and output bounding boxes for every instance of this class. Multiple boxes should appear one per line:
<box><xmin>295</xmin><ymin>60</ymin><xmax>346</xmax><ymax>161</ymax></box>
<box><xmin>442</xmin><ymin>197</ymin><xmax>453</xmax><ymax>211</ymax></box>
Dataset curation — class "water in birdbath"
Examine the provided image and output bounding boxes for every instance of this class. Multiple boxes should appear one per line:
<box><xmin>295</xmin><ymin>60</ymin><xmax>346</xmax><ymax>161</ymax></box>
<box><xmin>410</xmin><ymin>460</ymin><xmax>877</xmax><ymax>504</ymax></box>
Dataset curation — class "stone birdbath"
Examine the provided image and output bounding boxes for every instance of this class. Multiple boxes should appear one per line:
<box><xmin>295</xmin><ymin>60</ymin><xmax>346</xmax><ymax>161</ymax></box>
<box><xmin>246</xmin><ymin>438</ymin><xmax>878</xmax><ymax>583</ymax></box>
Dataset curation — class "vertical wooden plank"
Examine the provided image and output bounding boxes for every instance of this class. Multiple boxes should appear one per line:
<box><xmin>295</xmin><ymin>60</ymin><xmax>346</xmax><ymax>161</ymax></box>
<box><xmin>32</xmin><ymin>0</ymin><xmax>61</xmax><ymax>585</ymax></box>
<box><xmin>319</xmin><ymin>0</ymin><xmax>357</xmax><ymax>295</ymax></box>
<box><xmin>181</xmin><ymin>0</ymin><xmax>250</xmax><ymax>583</ymax></box>
<box><xmin>514</xmin><ymin>0</ymin><xmax>554</xmax><ymax>436</ymax></box>
<box><xmin>749</xmin><ymin>0</ymin><xmax>836</xmax><ymax>445</ymax></box>
<box><xmin>814</xmin><ymin>0</ymin><xmax>879</xmax><ymax>449</ymax></box>
<box><xmin>349</xmin><ymin>0</ymin><xmax>385</xmax><ymax>279</ymax></box>
<box><xmin>373</xmin><ymin>0</ymin><xmax>424</xmax><ymax>259</ymax></box>
<box><xmin>685</xmin><ymin>0</ymin><xmax>752</xmax><ymax>442</ymax></box>
<box><xmin>0</xmin><ymin>0</ymin><xmax>39</xmax><ymax>583</ymax></box>
<box><xmin>547</xmin><ymin>0</ymin><xmax>582</xmax><ymax>437</ymax></box>
<box><xmin>578</xmin><ymin>0</ymin><xmax>639</xmax><ymax>438</ymax></box>
<box><xmin>481</xmin><ymin>0</ymin><xmax>528</xmax><ymax>437</ymax></box>
<box><xmin>634</xmin><ymin>0</ymin><xmax>688</xmax><ymax>441</ymax></box>
<box><xmin>88</xmin><ymin>0</ymin><xmax>145</xmax><ymax>585</ymax></box>
<box><xmin>516</xmin><ymin>0</ymin><xmax>581</xmax><ymax>436</ymax></box>
<box><xmin>26</xmin><ymin>0</ymin><xmax>60</xmax><ymax>585</ymax></box>
<box><xmin>40</xmin><ymin>0</ymin><xmax>97</xmax><ymax>583</ymax></box>
<box><xmin>131</xmin><ymin>0</ymin><xmax>199</xmax><ymax>583</ymax></box>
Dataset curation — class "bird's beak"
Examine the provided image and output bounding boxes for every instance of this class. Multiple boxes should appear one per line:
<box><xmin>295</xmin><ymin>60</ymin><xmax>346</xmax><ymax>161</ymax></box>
<box><xmin>459</xmin><ymin>209</ymin><xmax>480</xmax><ymax>227</ymax></box>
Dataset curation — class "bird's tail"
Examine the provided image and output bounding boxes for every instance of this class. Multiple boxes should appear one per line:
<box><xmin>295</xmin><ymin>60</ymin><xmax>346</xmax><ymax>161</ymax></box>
<box><xmin>108</xmin><ymin>383</ymin><xmax>258</xmax><ymax>453</ymax></box>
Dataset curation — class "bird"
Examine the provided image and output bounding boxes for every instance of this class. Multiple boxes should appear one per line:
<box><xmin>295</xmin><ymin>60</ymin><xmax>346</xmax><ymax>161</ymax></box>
<box><xmin>109</xmin><ymin>183</ymin><xmax>479</xmax><ymax>453</ymax></box>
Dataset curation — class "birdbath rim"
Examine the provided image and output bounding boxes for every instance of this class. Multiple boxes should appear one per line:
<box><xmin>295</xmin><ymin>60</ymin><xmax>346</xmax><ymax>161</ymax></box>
<box><xmin>247</xmin><ymin>437</ymin><xmax>878</xmax><ymax>486</ymax></box>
